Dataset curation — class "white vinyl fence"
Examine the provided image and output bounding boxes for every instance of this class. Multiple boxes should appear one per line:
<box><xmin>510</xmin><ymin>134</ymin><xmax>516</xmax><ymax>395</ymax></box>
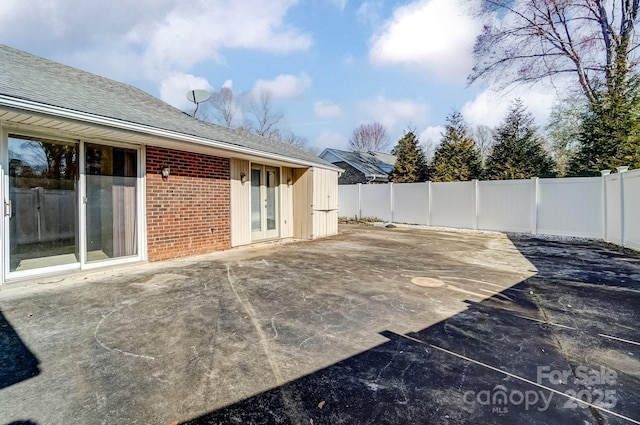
<box><xmin>338</xmin><ymin>168</ymin><xmax>640</xmax><ymax>251</ymax></box>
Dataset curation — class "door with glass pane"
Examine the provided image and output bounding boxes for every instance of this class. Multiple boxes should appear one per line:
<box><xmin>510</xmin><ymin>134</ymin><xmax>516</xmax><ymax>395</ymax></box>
<box><xmin>251</xmin><ymin>165</ymin><xmax>279</xmax><ymax>240</ymax></box>
<box><xmin>85</xmin><ymin>144</ymin><xmax>138</xmax><ymax>262</ymax></box>
<box><xmin>7</xmin><ymin>135</ymin><xmax>79</xmax><ymax>272</ymax></box>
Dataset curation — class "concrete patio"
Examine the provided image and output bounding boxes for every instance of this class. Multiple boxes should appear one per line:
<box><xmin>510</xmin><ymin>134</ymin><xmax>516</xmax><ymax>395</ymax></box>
<box><xmin>1</xmin><ymin>225</ymin><xmax>639</xmax><ymax>424</ymax></box>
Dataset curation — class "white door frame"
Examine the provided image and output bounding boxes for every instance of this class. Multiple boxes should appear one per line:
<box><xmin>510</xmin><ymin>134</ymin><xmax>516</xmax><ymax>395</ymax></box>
<box><xmin>250</xmin><ymin>163</ymin><xmax>280</xmax><ymax>241</ymax></box>
<box><xmin>1</xmin><ymin>132</ymin><xmax>145</xmax><ymax>281</ymax></box>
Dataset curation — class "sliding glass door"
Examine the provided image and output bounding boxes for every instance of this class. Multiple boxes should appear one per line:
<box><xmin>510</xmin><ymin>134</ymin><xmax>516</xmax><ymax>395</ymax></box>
<box><xmin>8</xmin><ymin>136</ymin><xmax>79</xmax><ymax>272</ymax></box>
<box><xmin>3</xmin><ymin>135</ymin><xmax>141</xmax><ymax>277</ymax></box>
<box><xmin>85</xmin><ymin>144</ymin><xmax>138</xmax><ymax>262</ymax></box>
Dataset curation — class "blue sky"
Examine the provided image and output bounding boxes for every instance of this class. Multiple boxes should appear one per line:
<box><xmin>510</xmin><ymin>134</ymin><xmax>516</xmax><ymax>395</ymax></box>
<box><xmin>0</xmin><ymin>0</ymin><xmax>562</xmax><ymax>153</ymax></box>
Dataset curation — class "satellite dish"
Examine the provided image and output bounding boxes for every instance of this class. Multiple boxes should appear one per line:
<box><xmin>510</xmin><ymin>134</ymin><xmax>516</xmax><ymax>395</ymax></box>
<box><xmin>186</xmin><ymin>89</ymin><xmax>211</xmax><ymax>118</ymax></box>
<box><xmin>186</xmin><ymin>89</ymin><xmax>211</xmax><ymax>104</ymax></box>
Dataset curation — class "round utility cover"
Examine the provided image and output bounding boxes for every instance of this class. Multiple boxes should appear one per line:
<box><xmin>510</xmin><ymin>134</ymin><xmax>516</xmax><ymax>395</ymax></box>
<box><xmin>411</xmin><ymin>277</ymin><xmax>445</xmax><ymax>287</ymax></box>
<box><xmin>186</xmin><ymin>89</ymin><xmax>211</xmax><ymax>103</ymax></box>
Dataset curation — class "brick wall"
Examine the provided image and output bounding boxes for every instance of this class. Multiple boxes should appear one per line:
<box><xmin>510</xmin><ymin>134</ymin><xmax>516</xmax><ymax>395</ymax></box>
<box><xmin>146</xmin><ymin>146</ymin><xmax>231</xmax><ymax>261</ymax></box>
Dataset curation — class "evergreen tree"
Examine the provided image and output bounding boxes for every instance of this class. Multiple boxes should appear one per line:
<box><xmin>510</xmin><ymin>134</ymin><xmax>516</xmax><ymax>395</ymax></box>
<box><xmin>485</xmin><ymin>100</ymin><xmax>555</xmax><ymax>179</ymax></box>
<box><xmin>568</xmin><ymin>89</ymin><xmax>640</xmax><ymax>175</ymax></box>
<box><xmin>430</xmin><ymin>111</ymin><xmax>482</xmax><ymax>182</ymax></box>
<box><xmin>390</xmin><ymin>130</ymin><xmax>427</xmax><ymax>183</ymax></box>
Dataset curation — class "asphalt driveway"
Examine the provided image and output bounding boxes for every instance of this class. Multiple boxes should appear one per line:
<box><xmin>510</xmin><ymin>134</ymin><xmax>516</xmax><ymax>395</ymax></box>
<box><xmin>1</xmin><ymin>225</ymin><xmax>639</xmax><ymax>424</ymax></box>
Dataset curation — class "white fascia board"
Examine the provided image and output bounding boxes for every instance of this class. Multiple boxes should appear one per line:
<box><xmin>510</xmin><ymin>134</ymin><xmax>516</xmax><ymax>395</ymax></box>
<box><xmin>0</xmin><ymin>95</ymin><xmax>342</xmax><ymax>172</ymax></box>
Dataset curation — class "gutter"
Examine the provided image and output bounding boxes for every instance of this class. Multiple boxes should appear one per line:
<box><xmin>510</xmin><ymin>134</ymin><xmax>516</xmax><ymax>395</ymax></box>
<box><xmin>364</xmin><ymin>174</ymin><xmax>389</xmax><ymax>182</ymax></box>
<box><xmin>0</xmin><ymin>95</ymin><xmax>342</xmax><ymax>172</ymax></box>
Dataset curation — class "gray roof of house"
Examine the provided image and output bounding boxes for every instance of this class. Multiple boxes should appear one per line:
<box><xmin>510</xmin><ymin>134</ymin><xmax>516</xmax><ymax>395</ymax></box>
<box><xmin>0</xmin><ymin>44</ymin><xmax>334</xmax><ymax>168</ymax></box>
<box><xmin>319</xmin><ymin>148</ymin><xmax>396</xmax><ymax>180</ymax></box>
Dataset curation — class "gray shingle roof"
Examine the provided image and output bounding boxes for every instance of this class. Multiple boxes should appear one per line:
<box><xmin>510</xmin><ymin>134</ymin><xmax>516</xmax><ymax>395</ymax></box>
<box><xmin>0</xmin><ymin>44</ymin><xmax>334</xmax><ymax>168</ymax></box>
<box><xmin>320</xmin><ymin>148</ymin><xmax>396</xmax><ymax>180</ymax></box>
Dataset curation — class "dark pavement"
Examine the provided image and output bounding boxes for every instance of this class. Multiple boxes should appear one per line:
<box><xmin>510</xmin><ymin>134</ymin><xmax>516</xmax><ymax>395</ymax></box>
<box><xmin>1</xmin><ymin>225</ymin><xmax>638</xmax><ymax>424</ymax></box>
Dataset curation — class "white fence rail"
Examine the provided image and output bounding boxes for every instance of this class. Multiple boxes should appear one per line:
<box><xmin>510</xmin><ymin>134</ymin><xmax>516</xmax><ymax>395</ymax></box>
<box><xmin>338</xmin><ymin>168</ymin><xmax>640</xmax><ymax>251</ymax></box>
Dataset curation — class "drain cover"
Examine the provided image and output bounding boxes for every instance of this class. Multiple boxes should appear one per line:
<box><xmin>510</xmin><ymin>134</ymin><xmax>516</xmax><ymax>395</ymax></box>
<box><xmin>411</xmin><ymin>277</ymin><xmax>445</xmax><ymax>287</ymax></box>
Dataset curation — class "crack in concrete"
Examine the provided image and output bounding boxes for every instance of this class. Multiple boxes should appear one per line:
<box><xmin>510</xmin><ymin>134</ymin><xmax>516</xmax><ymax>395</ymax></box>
<box><xmin>93</xmin><ymin>305</ymin><xmax>156</xmax><ymax>361</ymax></box>
<box><xmin>225</xmin><ymin>265</ymin><xmax>283</xmax><ymax>384</ymax></box>
<box><xmin>225</xmin><ymin>264</ymin><xmax>305</xmax><ymax>425</ymax></box>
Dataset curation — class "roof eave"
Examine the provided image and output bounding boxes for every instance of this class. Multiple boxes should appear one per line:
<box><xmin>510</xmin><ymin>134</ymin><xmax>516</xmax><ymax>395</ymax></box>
<box><xmin>0</xmin><ymin>95</ymin><xmax>342</xmax><ymax>172</ymax></box>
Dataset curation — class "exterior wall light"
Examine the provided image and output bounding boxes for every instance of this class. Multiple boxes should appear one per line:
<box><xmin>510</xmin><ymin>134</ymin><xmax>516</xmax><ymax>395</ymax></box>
<box><xmin>161</xmin><ymin>166</ymin><xmax>170</xmax><ymax>179</ymax></box>
<box><xmin>287</xmin><ymin>177</ymin><xmax>292</xmax><ymax>186</ymax></box>
<box><xmin>240</xmin><ymin>172</ymin><xmax>247</xmax><ymax>184</ymax></box>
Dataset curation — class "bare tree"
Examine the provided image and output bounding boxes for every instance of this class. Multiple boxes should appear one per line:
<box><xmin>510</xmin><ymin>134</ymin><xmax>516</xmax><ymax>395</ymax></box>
<box><xmin>473</xmin><ymin>124</ymin><xmax>494</xmax><ymax>167</ymax></box>
<box><xmin>470</xmin><ymin>0</ymin><xmax>640</xmax><ymax>106</ymax></box>
<box><xmin>421</xmin><ymin>138</ymin><xmax>437</xmax><ymax>162</ymax></box>
<box><xmin>545</xmin><ymin>96</ymin><xmax>586</xmax><ymax>176</ymax></box>
<box><xmin>263</xmin><ymin>128</ymin><xmax>308</xmax><ymax>147</ymax></box>
<box><xmin>280</xmin><ymin>131</ymin><xmax>308</xmax><ymax>149</ymax></box>
<box><xmin>247</xmin><ymin>91</ymin><xmax>284</xmax><ymax>138</ymax></box>
<box><xmin>348</xmin><ymin>122</ymin><xmax>391</xmax><ymax>152</ymax></box>
<box><xmin>208</xmin><ymin>86</ymin><xmax>235</xmax><ymax>127</ymax></box>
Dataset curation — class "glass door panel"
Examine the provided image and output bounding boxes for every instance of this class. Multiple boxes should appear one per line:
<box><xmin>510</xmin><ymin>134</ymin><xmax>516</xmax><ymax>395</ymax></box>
<box><xmin>265</xmin><ymin>167</ymin><xmax>279</xmax><ymax>238</ymax></box>
<box><xmin>251</xmin><ymin>167</ymin><xmax>262</xmax><ymax>233</ymax></box>
<box><xmin>251</xmin><ymin>165</ymin><xmax>279</xmax><ymax>241</ymax></box>
<box><xmin>8</xmin><ymin>135</ymin><xmax>79</xmax><ymax>272</ymax></box>
<box><xmin>85</xmin><ymin>144</ymin><xmax>138</xmax><ymax>261</ymax></box>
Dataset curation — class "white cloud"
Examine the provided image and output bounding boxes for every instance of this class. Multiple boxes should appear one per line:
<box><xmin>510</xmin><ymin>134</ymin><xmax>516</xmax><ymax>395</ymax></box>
<box><xmin>462</xmin><ymin>90</ymin><xmax>510</xmax><ymax>129</ymax></box>
<box><xmin>221</xmin><ymin>80</ymin><xmax>233</xmax><ymax>90</ymax></box>
<box><xmin>314</xmin><ymin>130</ymin><xmax>349</xmax><ymax>151</ymax></box>
<box><xmin>359</xmin><ymin>95</ymin><xmax>429</xmax><ymax>131</ymax></box>
<box><xmin>0</xmin><ymin>0</ymin><xmax>311</xmax><ymax>108</ymax></box>
<box><xmin>369</xmin><ymin>0</ymin><xmax>481</xmax><ymax>81</ymax></box>
<box><xmin>160</xmin><ymin>73</ymin><xmax>213</xmax><ymax>112</ymax></box>
<box><xmin>462</xmin><ymin>84</ymin><xmax>563</xmax><ymax>129</ymax></box>
<box><xmin>419</xmin><ymin>125</ymin><xmax>445</xmax><ymax>158</ymax></box>
<box><xmin>252</xmin><ymin>74</ymin><xmax>312</xmax><ymax>100</ymax></box>
<box><xmin>141</xmin><ymin>1</ymin><xmax>311</xmax><ymax>79</ymax></box>
<box><xmin>314</xmin><ymin>101</ymin><xmax>343</xmax><ymax>119</ymax></box>
<box><xmin>419</xmin><ymin>126</ymin><xmax>445</xmax><ymax>145</ymax></box>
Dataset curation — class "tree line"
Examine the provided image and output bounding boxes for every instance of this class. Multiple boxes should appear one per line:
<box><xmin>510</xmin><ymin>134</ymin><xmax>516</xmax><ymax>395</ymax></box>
<box><xmin>390</xmin><ymin>0</ymin><xmax>640</xmax><ymax>182</ymax></box>
<box><xmin>387</xmin><ymin>95</ymin><xmax>633</xmax><ymax>183</ymax></box>
<box><xmin>386</xmin><ymin>99</ymin><xmax>547</xmax><ymax>183</ymax></box>
<box><xmin>469</xmin><ymin>0</ymin><xmax>640</xmax><ymax>175</ymax></box>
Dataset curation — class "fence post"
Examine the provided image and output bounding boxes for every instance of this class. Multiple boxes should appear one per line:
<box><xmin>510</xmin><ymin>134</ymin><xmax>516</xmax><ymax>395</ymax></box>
<box><xmin>427</xmin><ymin>181</ymin><xmax>432</xmax><ymax>226</ymax></box>
<box><xmin>389</xmin><ymin>182</ymin><xmax>394</xmax><ymax>223</ymax></box>
<box><xmin>530</xmin><ymin>177</ymin><xmax>539</xmax><ymax>235</ymax></box>
<box><xmin>472</xmin><ymin>179</ymin><xmax>479</xmax><ymax>230</ymax></box>
<box><xmin>600</xmin><ymin>169</ymin><xmax>611</xmax><ymax>241</ymax></box>
<box><xmin>617</xmin><ymin>166</ymin><xmax>629</xmax><ymax>247</ymax></box>
<box><xmin>357</xmin><ymin>183</ymin><xmax>362</xmax><ymax>219</ymax></box>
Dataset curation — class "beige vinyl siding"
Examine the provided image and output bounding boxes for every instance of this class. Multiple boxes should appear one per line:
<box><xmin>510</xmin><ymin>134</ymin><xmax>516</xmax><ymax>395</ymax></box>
<box><xmin>312</xmin><ymin>167</ymin><xmax>339</xmax><ymax>238</ymax></box>
<box><xmin>230</xmin><ymin>158</ymin><xmax>251</xmax><ymax>247</ymax></box>
<box><xmin>234</xmin><ymin>163</ymin><xmax>337</xmax><ymax>245</ymax></box>
<box><xmin>281</xmin><ymin>167</ymin><xmax>294</xmax><ymax>239</ymax></box>
<box><xmin>293</xmin><ymin>168</ymin><xmax>313</xmax><ymax>239</ymax></box>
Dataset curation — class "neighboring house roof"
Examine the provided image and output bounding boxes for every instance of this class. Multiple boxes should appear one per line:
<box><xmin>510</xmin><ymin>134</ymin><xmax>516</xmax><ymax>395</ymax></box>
<box><xmin>319</xmin><ymin>148</ymin><xmax>396</xmax><ymax>181</ymax></box>
<box><xmin>0</xmin><ymin>44</ymin><xmax>336</xmax><ymax>170</ymax></box>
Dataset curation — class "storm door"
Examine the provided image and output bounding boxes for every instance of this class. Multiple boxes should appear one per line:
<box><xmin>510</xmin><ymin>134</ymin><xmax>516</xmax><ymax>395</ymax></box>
<box><xmin>251</xmin><ymin>165</ymin><xmax>279</xmax><ymax>241</ymax></box>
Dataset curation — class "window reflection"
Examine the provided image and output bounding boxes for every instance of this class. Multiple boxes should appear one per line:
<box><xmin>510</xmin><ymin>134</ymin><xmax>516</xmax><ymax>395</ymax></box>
<box><xmin>8</xmin><ymin>135</ymin><xmax>79</xmax><ymax>271</ymax></box>
<box><xmin>85</xmin><ymin>144</ymin><xmax>138</xmax><ymax>260</ymax></box>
